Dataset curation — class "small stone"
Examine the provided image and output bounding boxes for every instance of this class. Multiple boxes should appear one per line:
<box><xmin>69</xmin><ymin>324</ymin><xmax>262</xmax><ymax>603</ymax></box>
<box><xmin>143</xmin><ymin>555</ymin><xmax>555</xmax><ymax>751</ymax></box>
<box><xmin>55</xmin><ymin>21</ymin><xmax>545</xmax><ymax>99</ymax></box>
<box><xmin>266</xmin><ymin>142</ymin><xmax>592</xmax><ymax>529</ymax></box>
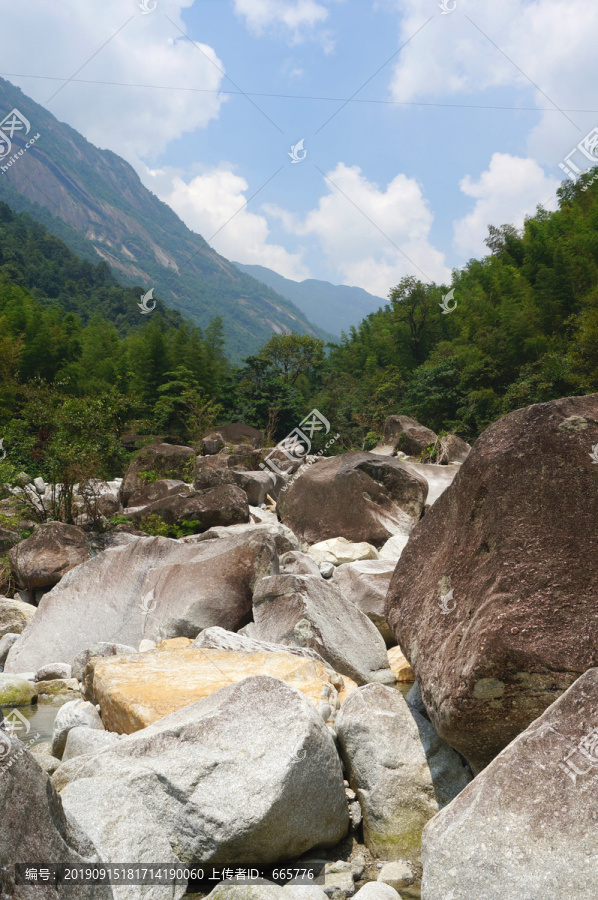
<box><xmin>319</xmin><ymin>563</ymin><xmax>335</xmax><ymax>579</ymax></box>
<box><xmin>377</xmin><ymin>861</ymin><xmax>414</xmax><ymax>890</ymax></box>
<box><xmin>35</xmin><ymin>663</ymin><xmax>72</xmax><ymax>682</ymax></box>
<box><xmin>138</xmin><ymin>639</ymin><xmax>157</xmax><ymax>653</ymax></box>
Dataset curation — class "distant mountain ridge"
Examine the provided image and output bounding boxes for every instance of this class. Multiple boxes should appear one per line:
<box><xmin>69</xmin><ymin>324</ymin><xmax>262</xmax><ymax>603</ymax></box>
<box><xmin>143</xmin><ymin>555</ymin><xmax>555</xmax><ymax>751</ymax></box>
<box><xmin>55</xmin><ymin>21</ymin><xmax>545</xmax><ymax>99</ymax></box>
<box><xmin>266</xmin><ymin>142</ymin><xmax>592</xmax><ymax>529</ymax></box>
<box><xmin>0</xmin><ymin>77</ymin><xmax>328</xmax><ymax>360</ymax></box>
<box><xmin>233</xmin><ymin>262</ymin><xmax>386</xmax><ymax>337</ymax></box>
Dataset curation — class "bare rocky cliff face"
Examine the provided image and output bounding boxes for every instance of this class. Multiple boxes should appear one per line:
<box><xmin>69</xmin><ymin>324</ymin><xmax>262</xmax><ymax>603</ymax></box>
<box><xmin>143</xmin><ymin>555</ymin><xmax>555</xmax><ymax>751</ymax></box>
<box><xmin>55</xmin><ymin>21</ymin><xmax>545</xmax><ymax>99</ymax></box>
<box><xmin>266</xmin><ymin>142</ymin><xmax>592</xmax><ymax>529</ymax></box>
<box><xmin>0</xmin><ymin>77</ymin><xmax>326</xmax><ymax>359</ymax></box>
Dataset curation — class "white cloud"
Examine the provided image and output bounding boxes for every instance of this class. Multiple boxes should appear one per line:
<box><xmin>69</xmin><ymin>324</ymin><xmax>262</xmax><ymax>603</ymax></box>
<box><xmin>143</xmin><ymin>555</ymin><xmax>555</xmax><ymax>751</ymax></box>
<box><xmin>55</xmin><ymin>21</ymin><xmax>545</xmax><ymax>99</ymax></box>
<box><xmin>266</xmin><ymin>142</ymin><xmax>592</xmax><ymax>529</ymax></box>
<box><xmin>389</xmin><ymin>0</ymin><xmax>598</xmax><ymax>169</ymax></box>
<box><xmin>453</xmin><ymin>153</ymin><xmax>560</xmax><ymax>258</ymax></box>
<box><xmin>0</xmin><ymin>0</ymin><xmax>225</xmax><ymax>165</ymax></box>
<box><xmin>233</xmin><ymin>0</ymin><xmax>328</xmax><ymax>35</ymax></box>
<box><xmin>159</xmin><ymin>165</ymin><xmax>311</xmax><ymax>280</ymax></box>
<box><xmin>269</xmin><ymin>162</ymin><xmax>450</xmax><ymax>295</ymax></box>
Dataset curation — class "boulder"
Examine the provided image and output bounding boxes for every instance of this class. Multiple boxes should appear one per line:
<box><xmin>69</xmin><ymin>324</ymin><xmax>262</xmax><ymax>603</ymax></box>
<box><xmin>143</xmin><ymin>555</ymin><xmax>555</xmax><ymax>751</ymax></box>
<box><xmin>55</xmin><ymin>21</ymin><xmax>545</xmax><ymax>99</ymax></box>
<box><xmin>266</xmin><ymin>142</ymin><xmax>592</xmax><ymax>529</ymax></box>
<box><xmin>355</xmin><ymin>886</ymin><xmax>403</xmax><ymax>900</ymax></box>
<box><xmin>0</xmin><ymin>632</ymin><xmax>18</xmax><ymax>667</ymax></box>
<box><xmin>387</xmin><ymin>647</ymin><xmax>415</xmax><ymax>683</ymax></box>
<box><xmin>0</xmin><ymin>736</ymin><xmax>111</xmax><ymax>900</ymax></box>
<box><xmin>336</xmin><ymin>684</ymin><xmax>472</xmax><ymax>866</ymax></box>
<box><xmin>35</xmin><ymin>662</ymin><xmax>72</xmax><ymax>682</ymax></box>
<box><xmin>421</xmin><ymin>668</ymin><xmax>598</xmax><ymax>900</ymax></box>
<box><xmin>377</xmin><ymin>862</ymin><xmax>414</xmax><ymax>893</ymax></box>
<box><xmin>61</xmin><ymin>778</ymin><xmax>187</xmax><ymax>900</ymax></box>
<box><xmin>441</xmin><ymin>433</ymin><xmax>471</xmax><ymax>464</ymax></box>
<box><xmin>399</xmin><ymin>461</ymin><xmax>459</xmax><ymax>507</ymax></box>
<box><xmin>0</xmin><ymin>674</ymin><xmax>37</xmax><ymax>706</ymax></box>
<box><xmin>253</xmin><ymin>574</ymin><xmax>396</xmax><ymax>686</ymax></box>
<box><xmin>192</xmin><ymin>521</ymin><xmax>299</xmax><ymax>555</ymax></box>
<box><xmin>215</xmin><ymin>423</ymin><xmax>265</xmax><ymax>448</ymax></box>
<box><xmin>5</xmin><ymin>532</ymin><xmax>278</xmax><ymax>672</ymax></box>
<box><xmin>29</xmin><ymin>742</ymin><xmax>61</xmax><ymax>776</ymax></box>
<box><xmin>126</xmin><ymin>484</ymin><xmax>250</xmax><ymax>533</ymax></box>
<box><xmin>386</xmin><ymin>394</ymin><xmax>598</xmax><ymax>771</ymax></box>
<box><xmin>0</xmin><ymin>597</ymin><xmax>36</xmax><ymax>639</ymax></box>
<box><xmin>192</xmin><ymin>625</ymin><xmax>333</xmax><ymax>669</ymax></box>
<box><xmin>193</xmin><ymin>462</ymin><xmax>237</xmax><ymax>492</ymax></box>
<box><xmin>308</xmin><ymin>538</ymin><xmax>379</xmax><ymax>567</ymax></box>
<box><xmin>72</xmin><ymin>643</ymin><xmax>138</xmax><ymax>681</ymax></box>
<box><xmin>229</xmin><ymin>470</ymin><xmax>277</xmax><ymax>506</ymax></box>
<box><xmin>378</xmin><ymin>534</ymin><xmax>410</xmax><ymax>562</ymax></box>
<box><xmin>278</xmin><ymin>453</ymin><xmax>427</xmax><ymax>548</ymax></box>
<box><xmin>62</xmin><ymin>726</ymin><xmax>122</xmax><ymax>762</ymax></box>
<box><xmin>374</xmin><ymin>416</ymin><xmax>437</xmax><ymax>457</ymax></box>
<box><xmin>279</xmin><ymin>550</ymin><xmax>322</xmax><ymax>577</ymax></box>
<box><xmin>120</xmin><ymin>442</ymin><xmax>195</xmax><ymax>505</ymax></box>
<box><xmin>51</xmin><ymin>699</ymin><xmax>105</xmax><ymax>759</ymax></box>
<box><xmin>81</xmin><ymin>645</ymin><xmax>354</xmax><ymax>732</ymax></box>
<box><xmin>54</xmin><ymin>676</ymin><xmax>349</xmax><ymax>865</ymax></box>
<box><xmin>127</xmin><ymin>478</ymin><xmax>189</xmax><ymax>509</ymax></box>
<box><xmin>9</xmin><ymin>523</ymin><xmax>92</xmax><ymax>595</ymax></box>
<box><xmin>35</xmin><ymin>678</ymin><xmax>80</xmax><ymax>699</ymax></box>
<box><xmin>226</xmin><ymin>445</ymin><xmax>265</xmax><ymax>471</ymax></box>
<box><xmin>0</xmin><ymin>526</ymin><xmax>19</xmax><ymax>553</ymax></box>
<box><xmin>331</xmin><ymin>561</ymin><xmax>396</xmax><ymax>646</ymax></box>
<box><xmin>202</xmin><ymin>431</ymin><xmax>225</xmax><ymax>455</ymax></box>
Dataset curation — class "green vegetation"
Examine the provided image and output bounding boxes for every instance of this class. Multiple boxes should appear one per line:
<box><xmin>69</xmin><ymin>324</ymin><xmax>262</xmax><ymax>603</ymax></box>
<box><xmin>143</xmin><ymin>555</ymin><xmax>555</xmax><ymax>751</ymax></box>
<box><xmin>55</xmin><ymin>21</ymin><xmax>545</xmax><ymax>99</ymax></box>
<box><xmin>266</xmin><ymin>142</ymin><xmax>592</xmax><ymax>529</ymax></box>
<box><xmin>2</xmin><ymin>172</ymin><xmax>598</xmax><ymax>492</ymax></box>
<box><xmin>306</xmin><ymin>174</ymin><xmax>598</xmax><ymax>445</ymax></box>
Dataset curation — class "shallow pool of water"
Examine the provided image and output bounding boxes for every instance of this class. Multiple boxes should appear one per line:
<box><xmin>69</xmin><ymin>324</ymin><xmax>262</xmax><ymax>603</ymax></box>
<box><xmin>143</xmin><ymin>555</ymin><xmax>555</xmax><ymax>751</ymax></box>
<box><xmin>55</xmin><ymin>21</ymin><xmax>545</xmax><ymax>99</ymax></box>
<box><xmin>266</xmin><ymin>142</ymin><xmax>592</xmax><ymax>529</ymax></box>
<box><xmin>1</xmin><ymin>698</ymin><xmax>70</xmax><ymax>745</ymax></box>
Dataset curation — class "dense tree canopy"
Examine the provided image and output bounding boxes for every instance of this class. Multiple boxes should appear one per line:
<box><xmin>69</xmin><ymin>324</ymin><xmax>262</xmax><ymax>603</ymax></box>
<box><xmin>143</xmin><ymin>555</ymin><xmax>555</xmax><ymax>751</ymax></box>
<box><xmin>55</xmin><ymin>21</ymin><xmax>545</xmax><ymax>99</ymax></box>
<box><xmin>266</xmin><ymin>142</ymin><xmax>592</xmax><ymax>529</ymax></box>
<box><xmin>2</xmin><ymin>170</ymin><xmax>598</xmax><ymax>481</ymax></box>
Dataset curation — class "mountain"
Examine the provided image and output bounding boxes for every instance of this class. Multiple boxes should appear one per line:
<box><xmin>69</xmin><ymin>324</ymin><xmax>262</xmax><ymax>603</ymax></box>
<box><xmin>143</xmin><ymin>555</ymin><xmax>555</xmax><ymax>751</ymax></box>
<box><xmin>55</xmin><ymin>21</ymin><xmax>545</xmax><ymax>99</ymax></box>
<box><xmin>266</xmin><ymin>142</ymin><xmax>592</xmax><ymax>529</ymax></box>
<box><xmin>233</xmin><ymin>262</ymin><xmax>386</xmax><ymax>337</ymax></box>
<box><xmin>0</xmin><ymin>77</ymin><xmax>328</xmax><ymax>361</ymax></box>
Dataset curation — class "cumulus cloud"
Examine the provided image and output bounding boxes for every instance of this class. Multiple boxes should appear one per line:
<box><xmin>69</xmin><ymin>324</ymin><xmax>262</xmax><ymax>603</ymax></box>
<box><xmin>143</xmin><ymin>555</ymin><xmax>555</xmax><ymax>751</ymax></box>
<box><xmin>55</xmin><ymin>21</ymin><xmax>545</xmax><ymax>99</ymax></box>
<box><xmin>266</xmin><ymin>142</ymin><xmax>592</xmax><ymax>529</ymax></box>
<box><xmin>0</xmin><ymin>0</ymin><xmax>226</xmax><ymax>165</ymax></box>
<box><xmin>389</xmin><ymin>0</ymin><xmax>598</xmax><ymax>168</ymax></box>
<box><xmin>453</xmin><ymin>153</ymin><xmax>560</xmax><ymax>258</ymax></box>
<box><xmin>268</xmin><ymin>162</ymin><xmax>450</xmax><ymax>295</ymax></box>
<box><xmin>160</xmin><ymin>165</ymin><xmax>311</xmax><ymax>280</ymax></box>
<box><xmin>232</xmin><ymin>0</ymin><xmax>341</xmax><ymax>46</ymax></box>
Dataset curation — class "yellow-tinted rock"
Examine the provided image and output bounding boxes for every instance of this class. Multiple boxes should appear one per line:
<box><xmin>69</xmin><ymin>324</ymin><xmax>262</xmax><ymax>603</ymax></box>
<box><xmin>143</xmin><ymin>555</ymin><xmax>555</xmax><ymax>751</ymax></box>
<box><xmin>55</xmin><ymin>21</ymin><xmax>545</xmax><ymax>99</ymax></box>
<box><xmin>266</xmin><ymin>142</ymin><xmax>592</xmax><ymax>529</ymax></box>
<box><xmin>84</xmin><ymin>648</ymin><xmax>359</xmax><ymax>734</ymax></box>
<box><xmin>155</xmin><ymin>637</ymin><xmax>193</xmax><ymax>650</ymax></box>
<box><xmin>388</xmin><ymin>646</ymin><xmax>415</xmax><ymax>683</ymax></box>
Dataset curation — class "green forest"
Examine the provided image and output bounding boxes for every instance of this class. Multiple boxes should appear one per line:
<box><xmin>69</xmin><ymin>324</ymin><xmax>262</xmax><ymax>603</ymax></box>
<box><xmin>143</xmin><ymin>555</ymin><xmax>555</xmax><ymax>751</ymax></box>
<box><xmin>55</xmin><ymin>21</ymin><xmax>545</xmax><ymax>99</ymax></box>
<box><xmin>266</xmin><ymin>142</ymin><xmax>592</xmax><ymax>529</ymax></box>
<box><xmin>1</xmin><ymin>169</ymin><xmax>598</xmax><ymax>486</ymax></box>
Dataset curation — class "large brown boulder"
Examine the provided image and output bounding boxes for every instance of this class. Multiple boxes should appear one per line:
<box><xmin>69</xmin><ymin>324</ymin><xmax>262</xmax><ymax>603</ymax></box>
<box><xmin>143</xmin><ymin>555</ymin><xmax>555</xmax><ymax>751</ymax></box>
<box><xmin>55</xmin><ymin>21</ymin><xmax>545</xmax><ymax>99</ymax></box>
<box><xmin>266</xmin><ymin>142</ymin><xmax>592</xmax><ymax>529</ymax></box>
<box><xmin>120</xmin><ymin>442</ymin><xmax>195</xmax><ymax>505</ymax></box>
<box><xmin>386</xmin><ymin>394</ymin><xmax>598</xmax><ymax>772</ymax></box>
<box><xmin>5</xmin><ymin>532</ymin><xmax>278</xmax><ymax>672</ymax></box>
<box><xmin>126</xmin><ymin>484</ymin><xmax>250</xmax><ymax>532</ymax></box>
<box><xmin>126</xmin><ymin>478</ymin><xmax>189</xmax><ymax>508</ymax></box>
<box><xmin>422</xmin><ymin>668</ymin><xmax>598</xmax><ymax>899</ymax></box>
<box><xmin>9</xmin><ymin>523</ymin><xmax>92</xmax><ymax>596</ymax></box>
<box><xmin>278</xmin><ymin>452</ymin><xmax>428</xmax><ymax>547</ymax></box>
<box><xmin>375</xmin><ymin>415</ymin><xmax>437</xmax><ymax>457</ymax></box>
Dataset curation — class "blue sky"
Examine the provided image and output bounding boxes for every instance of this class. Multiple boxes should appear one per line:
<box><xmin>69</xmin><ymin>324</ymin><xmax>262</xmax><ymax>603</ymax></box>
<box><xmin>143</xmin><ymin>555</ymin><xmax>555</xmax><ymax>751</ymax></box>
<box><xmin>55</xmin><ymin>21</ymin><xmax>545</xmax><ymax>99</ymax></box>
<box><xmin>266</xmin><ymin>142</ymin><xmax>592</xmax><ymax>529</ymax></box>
<box><xmin>2</xmin><ymin>0</ymin><xmax>598</xmax><ymax>297</ymax></box>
